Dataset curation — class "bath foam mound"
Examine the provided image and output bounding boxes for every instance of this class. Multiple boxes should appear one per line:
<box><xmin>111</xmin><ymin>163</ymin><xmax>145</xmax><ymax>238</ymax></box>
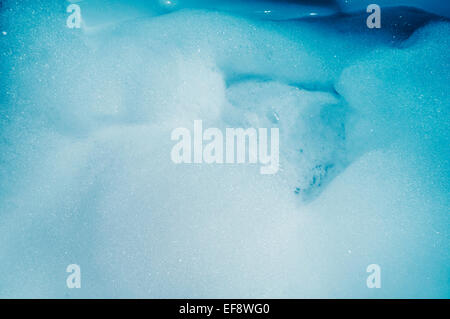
<box><xmin>0</xmin><ymin>0</ymin><xmax>449</xmax><ymax>298</ymax></box>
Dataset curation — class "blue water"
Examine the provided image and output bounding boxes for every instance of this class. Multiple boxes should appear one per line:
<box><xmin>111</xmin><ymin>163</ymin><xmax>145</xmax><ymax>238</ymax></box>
<box><xmin>0</xmin><ymin>0</ymin><xmax>449</xmax><ymax>298</ymax></box>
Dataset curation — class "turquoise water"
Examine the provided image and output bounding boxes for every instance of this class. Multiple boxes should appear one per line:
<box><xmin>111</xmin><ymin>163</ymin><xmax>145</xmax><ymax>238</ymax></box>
<box><xmin>0</xmin><ymin>0</ymin><xmax>448</xmax><ymax>298</ymax></box>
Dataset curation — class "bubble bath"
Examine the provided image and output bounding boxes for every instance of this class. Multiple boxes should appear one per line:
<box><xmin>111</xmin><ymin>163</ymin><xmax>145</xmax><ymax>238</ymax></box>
<box><xmin>0</xmin><ymin>0</ymin><xmax>449</xmax><ymax>298</ymax></box>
